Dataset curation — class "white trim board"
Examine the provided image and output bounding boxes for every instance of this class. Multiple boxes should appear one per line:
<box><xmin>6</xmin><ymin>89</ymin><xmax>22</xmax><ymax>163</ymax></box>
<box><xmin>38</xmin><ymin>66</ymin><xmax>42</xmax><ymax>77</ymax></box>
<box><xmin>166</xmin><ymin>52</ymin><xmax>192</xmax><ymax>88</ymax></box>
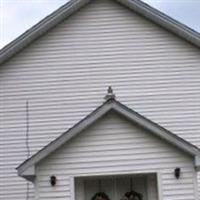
<box><xmin>73</xmin><ymin>171</ymin><xmax>161</xmax><ymax>200</ymax></box>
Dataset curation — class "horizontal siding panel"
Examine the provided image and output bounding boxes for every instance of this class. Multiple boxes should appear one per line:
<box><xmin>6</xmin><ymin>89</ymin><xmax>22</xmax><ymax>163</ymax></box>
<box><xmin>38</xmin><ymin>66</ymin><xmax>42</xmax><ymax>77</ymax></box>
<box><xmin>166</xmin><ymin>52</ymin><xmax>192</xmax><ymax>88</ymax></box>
<box><xmin>42</xmin><ymin>154</ymin><xmax>191</xmax><ymax>164</ymax></box>
<box><xmin>38</xmin><ymin>163</ymin><xmax>193</xmax><ymax>174</ymax></box>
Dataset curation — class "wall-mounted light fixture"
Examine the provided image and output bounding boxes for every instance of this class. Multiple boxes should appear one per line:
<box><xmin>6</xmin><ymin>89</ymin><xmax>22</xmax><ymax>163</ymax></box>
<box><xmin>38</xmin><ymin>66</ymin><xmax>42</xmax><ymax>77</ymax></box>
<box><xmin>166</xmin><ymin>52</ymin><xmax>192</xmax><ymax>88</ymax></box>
<box><xmin>174</xmin><ymin>168</ymin><xmax>181</xmax><ymax>179</ymax></box>
<box><xmin>50</xmin><ymin>176</ymin><xmax>57</xmax><ymax>186</ymax></box>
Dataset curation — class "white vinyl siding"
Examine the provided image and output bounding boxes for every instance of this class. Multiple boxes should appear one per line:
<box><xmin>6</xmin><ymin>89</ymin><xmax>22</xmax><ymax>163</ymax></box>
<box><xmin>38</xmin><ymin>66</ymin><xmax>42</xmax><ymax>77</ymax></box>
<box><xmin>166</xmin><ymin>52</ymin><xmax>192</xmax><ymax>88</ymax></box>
<box><xmin>37</xmin><ymin>112</ymin><xmax>196</xmax><ymax>200</ymax></box>
<box><xmin>0</xmin><ymin>0</ymin><xmax>200</xmax><ymax>199</ymax></box>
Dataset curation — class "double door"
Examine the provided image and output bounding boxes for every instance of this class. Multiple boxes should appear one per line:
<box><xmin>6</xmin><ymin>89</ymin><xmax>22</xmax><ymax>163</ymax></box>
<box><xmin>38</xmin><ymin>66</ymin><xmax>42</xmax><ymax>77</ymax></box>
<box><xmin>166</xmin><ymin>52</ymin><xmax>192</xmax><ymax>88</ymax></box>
<box><xmin>75</xmin><ymin>175</ymin><xmax>152</xmax><ymax>200</ymax></box>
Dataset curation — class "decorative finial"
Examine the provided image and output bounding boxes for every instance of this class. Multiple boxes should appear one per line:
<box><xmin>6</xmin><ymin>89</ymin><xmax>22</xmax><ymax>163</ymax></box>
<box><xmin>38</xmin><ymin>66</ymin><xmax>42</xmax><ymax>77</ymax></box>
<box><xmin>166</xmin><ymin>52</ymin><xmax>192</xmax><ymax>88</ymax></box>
<box><xmin>104</xmin><ymin>86</ymin><xmax>115</xmax><ymax>100</ymax></box>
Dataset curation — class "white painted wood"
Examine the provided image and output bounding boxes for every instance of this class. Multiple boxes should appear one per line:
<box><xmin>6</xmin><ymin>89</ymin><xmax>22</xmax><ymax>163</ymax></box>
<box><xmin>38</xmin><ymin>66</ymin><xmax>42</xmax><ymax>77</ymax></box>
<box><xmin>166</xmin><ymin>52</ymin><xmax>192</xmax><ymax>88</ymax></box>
<box><xmin>1</xmin><ymin>0</ymin><xmax>200</xmax><ymax>199</ymax></box>
<box><xmin>193</xmin><ymin>171</ymin><xmax>199</xmax><ymax>200</ymax></box>
<box><xmin>75</xmin><ymin>179</ymin><xmax>85</xmax><ymax>200</ymax></box>
<box><xmin>147</xmin><ymin>174</ymin><xmax>158</xmax><ymax>200</ymax></box>
<box><xmin>36</xmin><ymin>112</ymin><xmax>196</xmax><ymax>200</ymax></box>
<box><xmin>156</xmin><ymin>172</ymin><xmax>163</xmax><ymax>200</ymax></box>
<box><xmin>34</xmin><ymin>175</ymin><xmax>39</xmax><ymax>200</ymax></box>
<box><xmin>70</xmin><ymin>176</ymin><xmax>75</xmax><ymax>200</ymax></box>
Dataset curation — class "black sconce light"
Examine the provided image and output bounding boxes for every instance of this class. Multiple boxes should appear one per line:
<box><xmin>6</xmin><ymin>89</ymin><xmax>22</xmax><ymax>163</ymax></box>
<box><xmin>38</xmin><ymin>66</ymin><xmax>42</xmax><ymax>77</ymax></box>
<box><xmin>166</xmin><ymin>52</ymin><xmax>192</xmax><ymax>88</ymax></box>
<box><xmin>50</xmin><ymin>176</ymin><xmax>57</xmax><ymax>186</ymax></box>
<box><xmin>174</xmin><ymin>168</ymin><xmax>181</xmax><ymax>179</ymax></box>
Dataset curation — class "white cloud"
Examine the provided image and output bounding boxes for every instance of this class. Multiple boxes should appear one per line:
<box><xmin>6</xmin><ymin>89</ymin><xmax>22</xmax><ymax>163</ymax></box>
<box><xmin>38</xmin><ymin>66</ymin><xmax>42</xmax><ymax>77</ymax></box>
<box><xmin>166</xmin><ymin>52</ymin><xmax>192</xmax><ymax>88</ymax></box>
<box><xmin>0</xmin><ymin>0</ymin><xmax>67</xmax><ymax>49</ymax></box>
<box><xmin>143</xmin><ymin>0</ymin><xmax>166</xmax><ymax>10</ymax></box>
<box><xmin>0</xmin><ymin>0</ymin><xmax>200</xmax><ymax>49</ymax></box>
<box><xmin>145</xmin><ymin>0</ymin><xmax>200</xmax><ymax>32</ymax></box>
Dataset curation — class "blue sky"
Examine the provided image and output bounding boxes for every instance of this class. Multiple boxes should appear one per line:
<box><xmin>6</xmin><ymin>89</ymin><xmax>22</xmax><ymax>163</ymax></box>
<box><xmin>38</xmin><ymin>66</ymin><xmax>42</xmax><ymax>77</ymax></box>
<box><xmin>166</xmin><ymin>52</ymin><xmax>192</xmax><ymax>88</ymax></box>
<box><xmin>0</xmin><ymin>0</ymin><xmax>200</xmax><ymax>49</ymax></box>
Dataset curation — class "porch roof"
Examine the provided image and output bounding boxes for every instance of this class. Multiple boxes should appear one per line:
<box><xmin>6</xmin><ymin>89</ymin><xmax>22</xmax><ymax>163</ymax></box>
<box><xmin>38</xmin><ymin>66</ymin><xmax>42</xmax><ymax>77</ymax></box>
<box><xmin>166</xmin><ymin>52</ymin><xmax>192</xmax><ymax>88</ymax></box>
<box><xmin>17</xmin><ymin>89</ymin><xmax>200</xmax><ymax>181</ymax></box>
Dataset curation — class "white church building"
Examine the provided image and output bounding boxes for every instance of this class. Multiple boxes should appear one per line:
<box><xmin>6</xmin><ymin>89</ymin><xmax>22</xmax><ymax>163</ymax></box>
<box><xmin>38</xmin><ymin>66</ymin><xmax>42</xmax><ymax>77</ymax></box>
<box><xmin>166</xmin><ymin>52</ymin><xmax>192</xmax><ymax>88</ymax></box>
<box><xmin>1</xmin><ymin>0</ymin><xmax>200</xmax><ymax>200</ymax></box>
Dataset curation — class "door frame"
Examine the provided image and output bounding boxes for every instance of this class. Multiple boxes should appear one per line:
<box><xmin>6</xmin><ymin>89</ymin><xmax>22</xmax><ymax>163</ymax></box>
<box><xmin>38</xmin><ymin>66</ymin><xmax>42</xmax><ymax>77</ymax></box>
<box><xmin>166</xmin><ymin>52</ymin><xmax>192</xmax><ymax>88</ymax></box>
<box><xmin>70</xmin><ymin>170</ymin><xmax>163</xmax><ymax>200</ymax></box>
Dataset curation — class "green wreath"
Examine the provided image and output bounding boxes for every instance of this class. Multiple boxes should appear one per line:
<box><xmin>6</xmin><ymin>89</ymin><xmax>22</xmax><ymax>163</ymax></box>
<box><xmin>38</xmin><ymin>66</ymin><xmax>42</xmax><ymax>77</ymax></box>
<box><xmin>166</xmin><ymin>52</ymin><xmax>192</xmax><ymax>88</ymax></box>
<box><xmin>91</xmin><ymin>192</ymin><xmax>111</xmax><ymax>200</ymax></box>
<box><xmin>125</xmin><ymin>191</ymin><xmax>143</xmax><ymax>200</ymax></box>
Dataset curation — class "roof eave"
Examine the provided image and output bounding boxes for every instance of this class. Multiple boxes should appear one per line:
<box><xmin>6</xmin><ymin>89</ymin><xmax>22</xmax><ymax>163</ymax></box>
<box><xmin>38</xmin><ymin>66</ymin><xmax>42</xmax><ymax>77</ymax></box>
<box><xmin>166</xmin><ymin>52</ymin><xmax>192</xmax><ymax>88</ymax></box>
<box><xmin>17</xmin><ymin>99</ymin><xmax>114</xmax><ymax>177</ymax></box>
<box><xmin>116</xmin><ymin>0</ymin><xmax>200</xmax><ymax>48</ymax></box>
<box><xmin>18</xmin><ymin>166</ymin><xmax>36</xmax><ymax>182</ymax></box>
<box><xmin>0</xmin><ymin>0</ymin><xmax>90</xmax><ymax>65</ymax></box>
<box><xmin>19</xmin><ymin>154</ymin><xmax>200</xmax><ymax>182</ymax></box>
<box><xmin>17</xmin><ymin>99</ymin><xmax>200</xmax><ymax>181</ymax></box>
<box><xmin>195</xmin><ymin>155</ymin><xmax>200</xmax><ymax>171</ymax></box>
<box><xmin>112</xmin><ymin>102</ymin><xmax>200</xmax><ymax>156</ymax></box>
